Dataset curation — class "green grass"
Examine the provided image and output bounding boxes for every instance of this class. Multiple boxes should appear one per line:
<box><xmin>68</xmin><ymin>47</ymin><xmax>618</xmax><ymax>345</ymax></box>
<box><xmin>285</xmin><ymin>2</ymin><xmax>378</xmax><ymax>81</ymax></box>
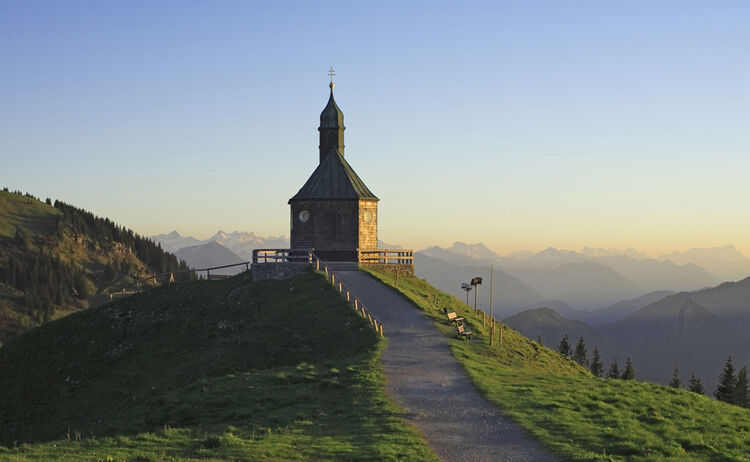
<box><xmin>0</xmin><ymin>190</ymin><xmax>60</xmax><ymax>242</ymax></box>
<box><xmin>0</xmin><ymin>271</ymin><xmax>437</xmax><ymax>461</ymax></box>
<box><xmin>364</xmin><ymin>268</ymin><xmax>750</xmax><ymax>462</ymax></box>
<box><xmin>0</xmin><ymin>191</ymin><xmax>161</xmax><ymax>343</ymax></box>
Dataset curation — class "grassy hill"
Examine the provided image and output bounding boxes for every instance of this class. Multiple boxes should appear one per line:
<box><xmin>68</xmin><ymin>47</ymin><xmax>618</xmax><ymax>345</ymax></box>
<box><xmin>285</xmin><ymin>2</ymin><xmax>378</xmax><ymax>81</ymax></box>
<box><xmin>0</xmin><ymin>271</ymin><xmax>436</xmax><ymax>461</ymax></box>
<box><xmin>0</xmin><ymin>189</ymin><xmax>189</xmax><ymax>345</ymax></box>
<box><xmin>364</xmin><ymin>268</ymin><xmax>750</xmax><ymax>461</ymax></box>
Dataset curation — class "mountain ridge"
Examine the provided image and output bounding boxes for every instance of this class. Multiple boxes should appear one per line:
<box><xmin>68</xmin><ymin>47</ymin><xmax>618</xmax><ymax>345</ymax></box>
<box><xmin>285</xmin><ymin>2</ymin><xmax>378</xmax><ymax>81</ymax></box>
<box><xmin>151</xmin><ymin>230</ymin><xmax>289</xmax><ymax>261</ymax></box>
<box><xmin>0</xmin><ymin>190</ymin><xmax>189</xmax><ymax>344</ymax></box>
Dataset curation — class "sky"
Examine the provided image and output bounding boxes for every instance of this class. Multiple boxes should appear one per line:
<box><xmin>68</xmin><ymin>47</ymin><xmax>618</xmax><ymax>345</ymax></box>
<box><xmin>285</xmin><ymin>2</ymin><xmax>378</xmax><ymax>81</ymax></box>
<box><xmin>2</xmin><ymin>1</ymin><xmax>749</xmax><ymax>256</ymax></box>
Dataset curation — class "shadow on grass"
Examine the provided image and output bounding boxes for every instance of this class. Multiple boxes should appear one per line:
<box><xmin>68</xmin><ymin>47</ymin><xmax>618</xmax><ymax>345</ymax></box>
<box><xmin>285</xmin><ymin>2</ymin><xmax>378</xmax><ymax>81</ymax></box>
<box><xmin>0</xmin><ymin>272</ymin><xmax>436</xmax><ymax>460</ymax></box>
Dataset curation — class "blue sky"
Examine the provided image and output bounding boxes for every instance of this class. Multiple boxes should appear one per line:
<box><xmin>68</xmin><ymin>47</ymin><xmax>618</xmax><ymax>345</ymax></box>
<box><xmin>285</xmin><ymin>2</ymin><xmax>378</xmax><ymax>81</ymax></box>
<box><xmin>2</xmin><ymin>1</ymin><xmax>749</xmax><ymax>255</ymax></box>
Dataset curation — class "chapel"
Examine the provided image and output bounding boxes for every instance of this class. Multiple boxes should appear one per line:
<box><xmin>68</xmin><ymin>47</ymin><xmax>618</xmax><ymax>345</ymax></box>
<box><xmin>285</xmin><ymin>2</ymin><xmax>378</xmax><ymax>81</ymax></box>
<box><xmin>288</xmin><ymin>79</ymin><xmax>379</xmax><ymax>262</ymax></box>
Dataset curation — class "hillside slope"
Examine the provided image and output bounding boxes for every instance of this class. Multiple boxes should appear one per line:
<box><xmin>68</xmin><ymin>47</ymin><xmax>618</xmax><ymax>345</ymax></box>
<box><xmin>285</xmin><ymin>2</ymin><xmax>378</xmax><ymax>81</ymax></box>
<box><xmin>503</xmin><ymin>306</ymin><xmax>606</xmax><ymax>349</ymax></box>
<box><xmin>0</xmin><ymin>271</ymin><xmax>436</xmax><ymax>460</ymax></box>
<box><xmin>0</xmin><ymin>190</ymin><xmax>190</xmax><ymax>344</ymax></box>
<box><xmin>582</xmin><ymin>290</ymin><xmax>675</xmax><ymax>326</ymax></box>
<box><xmin>365</xmin><ymin>269</ymin><xmax>750</xmax><ymax>461</ymax></box>
<box><xmin>600</xmin><ymin>292</ymin><xmax>750</xmax><ymax>389</ymax></box>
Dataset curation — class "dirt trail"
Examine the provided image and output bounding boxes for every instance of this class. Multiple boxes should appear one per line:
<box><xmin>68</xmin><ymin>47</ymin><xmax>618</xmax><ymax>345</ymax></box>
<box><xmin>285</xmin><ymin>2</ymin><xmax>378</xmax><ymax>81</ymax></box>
<box><xmin>334</xmin><ymin>271</ymin><xmax>559</xmax><ymax>462</ymax></box>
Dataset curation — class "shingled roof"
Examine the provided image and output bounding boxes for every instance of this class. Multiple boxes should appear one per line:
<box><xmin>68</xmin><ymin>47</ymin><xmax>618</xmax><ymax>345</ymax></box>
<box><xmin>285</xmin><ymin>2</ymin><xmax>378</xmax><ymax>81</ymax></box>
<box><xmin>289</xmin><ymin>148</ymin><xmax>378</xmax><ymax>202</ymax></box>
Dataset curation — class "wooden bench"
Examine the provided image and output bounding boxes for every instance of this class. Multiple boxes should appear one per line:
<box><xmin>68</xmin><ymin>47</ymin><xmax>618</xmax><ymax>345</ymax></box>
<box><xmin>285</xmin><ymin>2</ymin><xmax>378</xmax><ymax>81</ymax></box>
<box><xmin>456</xmin><ymin>324</ymin><xmax>472</xmax><ymax>341</ymax></box>
<box><xmin>445</xmin><ymin>311</ymin><xmax>465</xmax><ymax>324</ymax></box>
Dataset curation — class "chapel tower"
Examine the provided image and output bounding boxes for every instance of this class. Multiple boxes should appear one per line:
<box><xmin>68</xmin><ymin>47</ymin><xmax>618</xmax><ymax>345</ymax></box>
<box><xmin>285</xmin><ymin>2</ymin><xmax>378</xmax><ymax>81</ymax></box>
<box><xmin>288</xmin><ymin>77</ymin><xmax>379</xmax><ymax>262</ymax></box>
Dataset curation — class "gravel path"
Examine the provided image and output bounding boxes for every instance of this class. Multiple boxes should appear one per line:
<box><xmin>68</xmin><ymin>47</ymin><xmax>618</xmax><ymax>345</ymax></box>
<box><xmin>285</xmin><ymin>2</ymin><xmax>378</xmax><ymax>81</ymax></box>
<box><xmin>334</xmin><ymin>270</ymin><xmax>560</xmax><ymax>462</ymax></box>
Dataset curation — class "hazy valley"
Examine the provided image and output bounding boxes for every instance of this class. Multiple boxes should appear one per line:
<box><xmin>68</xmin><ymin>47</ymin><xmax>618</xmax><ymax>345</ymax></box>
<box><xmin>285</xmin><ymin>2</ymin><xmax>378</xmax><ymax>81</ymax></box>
<box><xmin>416</xmin><ymin>241</ymin><xmax>750</xmax><ymax>391</ymax></box>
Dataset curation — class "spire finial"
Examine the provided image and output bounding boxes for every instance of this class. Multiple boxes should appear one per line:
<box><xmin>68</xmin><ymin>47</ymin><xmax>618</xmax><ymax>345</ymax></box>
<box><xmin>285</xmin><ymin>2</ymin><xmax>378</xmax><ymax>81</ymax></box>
<box><xmin>328</xmin><ymin>67</ymin><xmax>335</xmax><ymax>90</ymax></box>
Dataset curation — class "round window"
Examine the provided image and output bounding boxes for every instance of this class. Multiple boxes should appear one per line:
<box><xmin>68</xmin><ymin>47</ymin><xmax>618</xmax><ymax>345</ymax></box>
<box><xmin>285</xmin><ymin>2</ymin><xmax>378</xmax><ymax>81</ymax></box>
<box><xmin>299</xmin><ymin>210</ymin><xmax>310</xmax><ymax>223</ymax></box>
<box><xmin>363</xmin><ymin>211</ymin><xmax>373</xmax><ymax>223</ymax></box>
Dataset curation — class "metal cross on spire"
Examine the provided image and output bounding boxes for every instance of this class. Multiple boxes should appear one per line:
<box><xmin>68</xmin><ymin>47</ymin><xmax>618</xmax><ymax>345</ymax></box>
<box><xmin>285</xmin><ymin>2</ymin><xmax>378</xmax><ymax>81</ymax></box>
<box><xmin>328</xmin><ymin>67</ymin><xmax>335</xmax><ymax>89</ymax></box>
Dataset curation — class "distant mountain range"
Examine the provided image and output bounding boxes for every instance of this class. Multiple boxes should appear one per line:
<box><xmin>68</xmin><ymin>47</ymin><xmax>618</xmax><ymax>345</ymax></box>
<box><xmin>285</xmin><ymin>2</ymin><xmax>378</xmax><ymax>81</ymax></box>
<box><xmin>416</xmin><ymin>242</ymin><xmax>725</xmax><ymax>313</ymax></box>
<box><xmin>501</xmin><ymin>262</ymin><xmax>643</xmax><ymax>311</ymax></box>
<box><xmin>151</xmin><ymin>230</ymin><xmax>290</xmax><ymax>264</ymax></box>
<box><xmin>579</xmin><ymin>290</ymin><xmax>675</xmax><ymax>326</ymax></box>
<box><xmin>151</xmin><ymin>231</ymin><xmax>405</xmax><ymax>272</ymax></box>
<box><xmin>416</xmin><ymin>241</ymin><xmax>750</xmax><ymax>391</ymax></box>
<box><xmin>503</xmin><ymin>278</ymin><xmax>750</xmax><ymax>392</ymax></box>
<box><xmin>503</xmin><ymin>307</ymin><xmax>605</xmax><ymax>349</ymax></box>
<box><xmin>414</xmin><ymin>253</ymin><xmax>544</xmax><ymax>315</ymax></box>
<box><xmin>151</xmin><ymin>231</ymin><xmax>203</xmax><ymax>253</ymax></box>
<box><xmin>659</xmin><ymin>245</ymin><xmax>750</xmax><ymax>282</ymax></box>
<box><xmin>175</xmin><ymin>241</ymin><xmax>246</xmax><ymax>275</ymax></box>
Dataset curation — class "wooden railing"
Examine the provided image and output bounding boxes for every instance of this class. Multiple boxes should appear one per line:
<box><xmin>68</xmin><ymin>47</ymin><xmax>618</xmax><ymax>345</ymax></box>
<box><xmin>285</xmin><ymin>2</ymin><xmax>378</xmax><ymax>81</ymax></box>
<box><xmin>106</xmin><ymin>261</ymin><xmax>252</xmax><ymax>298</ymax></box>
<box><xmin>252</xmin><ymin>248</ymin><xmax>314</xmax><ymax>264</ymax></box>
<box><xmin>106</xmin><ymin>249</ymin><xmax>385</xmax><ymax>337</ymax></box>
<box><xmin>358</xmin><ymin>248</ymin><xmax>413</xmax><ymax>265</ymax></box>
<box><xmin>309</xmin><ymin>251</ymin><xmax>384</xmax><ymax>336</ymax></box>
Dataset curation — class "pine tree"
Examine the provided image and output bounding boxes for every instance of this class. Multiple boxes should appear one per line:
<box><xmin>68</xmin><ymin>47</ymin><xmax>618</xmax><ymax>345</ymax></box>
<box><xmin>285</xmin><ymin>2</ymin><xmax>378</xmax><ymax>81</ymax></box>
<box><xmin>688</xmin><ymin>374</ymin><xmax>705</xmax><ymax>395</ymax></box>
<box><xmin>558</xmin><ymin>333</ymin><xmax>571</xmax><ymax>357</ymax></box>
<box><xmin>573</xmin><ymin>336</ymin><xmax>588</xmax><ymax>367</ymax></box>
<box><xmin>607</xmin><ymin>358</ymin><xmax>620</xmax><ymax>379</ymax></box>
<box><xmin>734</xmin><ymin>366</ymin><xmax>749</xmax><ymax>408</ymax></box>
<box><xmin>714</xmin><ymin>356</ymin><xmax>737</xmax><ymax>404</ymax></box>
<box><xmin>669</xmin><ymin>365</ymin><xmax>682</xmax><ymax>388</ymax></box>
<box><xmin>621</xmin><ymin>357</ymin><xmax>635</xmax><ymax>380</ymax></box>
<box><xmin>590</xmin><ymin>346</ymin><xmax>604</xmax><ymax>377</ymax></box>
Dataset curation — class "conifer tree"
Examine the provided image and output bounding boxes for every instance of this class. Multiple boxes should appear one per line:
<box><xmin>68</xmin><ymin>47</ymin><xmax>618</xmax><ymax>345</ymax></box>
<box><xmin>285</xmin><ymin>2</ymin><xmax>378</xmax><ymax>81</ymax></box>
<box><xmin>714</xmin><ymin>356</ymin><xmax>737</xmax><ymax>404</ymax></box>
<box><xmin>558</xmin><ymin>333</ymin><xmax>571</xmax><ymax>357</ymax></box>
<box><xmin>669</xmin><ymin>365</ymin><xmax>682</xmax><ymax>388</ymax></box>
<box><xmin>688</xmin><ymin>374</ymin><xmax>705</xmax><ymax>395</ymax></box>
<box><xmin>734</xmin><ymin>366</ymin><xmax>749</xmax><ymax>408</ymax></box>
<box><xmin>621</xmin><ymin>357</ymin><xmax>636</xmax><ymax>380</ymax></box>
<box><xmin>607</xmin><ymin>358</ymin><xmax>620</xmax><ymax>379</ymax></box>
<box><xmin>590</xmin><ymin>346</ymin><xmax>604</xmax><ymax>377</ymax></box>
<box><xmin>573</xmin><ymin>336</ymin><xmax>588</xmax><ymax>367</ymax></box>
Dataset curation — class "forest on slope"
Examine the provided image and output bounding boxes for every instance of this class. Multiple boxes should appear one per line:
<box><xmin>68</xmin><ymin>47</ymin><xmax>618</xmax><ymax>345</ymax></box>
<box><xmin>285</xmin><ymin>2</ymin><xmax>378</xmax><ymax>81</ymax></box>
<box><xmin>0</xmin><ymin>189</ymin><xmax>191</xmax><ymax>344</ymax></box>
